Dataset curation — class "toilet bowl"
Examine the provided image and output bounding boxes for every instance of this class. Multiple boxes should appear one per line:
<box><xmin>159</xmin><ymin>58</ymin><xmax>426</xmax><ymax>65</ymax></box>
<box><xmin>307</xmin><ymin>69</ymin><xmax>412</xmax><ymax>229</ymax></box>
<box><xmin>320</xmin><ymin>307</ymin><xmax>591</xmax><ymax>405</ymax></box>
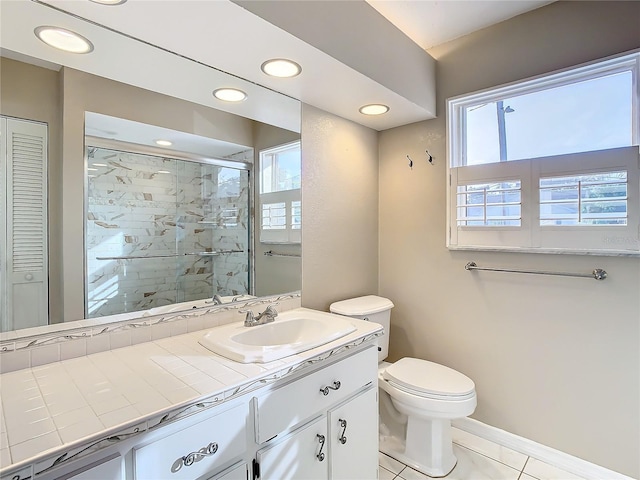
<box><xmin>330</xmin><ymin>296</ymin><xmax>477</xmax><ymax>478</ymax></box>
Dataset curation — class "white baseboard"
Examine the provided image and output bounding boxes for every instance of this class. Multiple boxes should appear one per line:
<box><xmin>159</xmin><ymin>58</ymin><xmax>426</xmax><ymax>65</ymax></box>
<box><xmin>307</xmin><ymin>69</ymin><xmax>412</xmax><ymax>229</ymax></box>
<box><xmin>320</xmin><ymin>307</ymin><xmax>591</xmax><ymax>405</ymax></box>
<box><xmin>451</xmin><ymin>418</ymin><xmax>636</xmax><ymax>480</ymax></box>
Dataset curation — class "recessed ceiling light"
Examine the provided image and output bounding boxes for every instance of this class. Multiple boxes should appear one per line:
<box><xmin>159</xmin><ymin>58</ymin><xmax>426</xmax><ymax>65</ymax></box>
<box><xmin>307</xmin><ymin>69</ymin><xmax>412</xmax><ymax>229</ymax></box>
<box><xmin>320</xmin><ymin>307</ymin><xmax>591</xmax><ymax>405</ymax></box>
<box><xmin>34</xmin><ymin>26</ymin><xmax>94</xmax><ymax>54</ymax></box>
<box><xmin>261</xmin><ymin>59</ymin><xmax>302</xmax><ymax>78</ymax></box>
<box><xmin>89</xmin><ymin>0</ymin><xmax>127</xmax><ymax>4</ymax></box>
<box><xmin>213</xmin><ymin>88</ymin><xmax>247</xmax><ymax>102</ymax></box>
<box><xmin>155</xmin><ymin>140</ymin><xmax>172</xmax><ymax>147</ymax></box>
<box><xmin>359</xmin><ymin>104</ymin><xmax>390</xmax><ymax>116</ymax></box>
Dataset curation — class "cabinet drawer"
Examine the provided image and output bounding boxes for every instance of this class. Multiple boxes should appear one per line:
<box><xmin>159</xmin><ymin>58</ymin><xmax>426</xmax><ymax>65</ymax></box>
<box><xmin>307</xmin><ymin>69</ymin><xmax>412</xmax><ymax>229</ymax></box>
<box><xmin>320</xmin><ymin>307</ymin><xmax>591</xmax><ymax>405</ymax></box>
<box><xmin>134</xmin><ymin>403</ymin><xmax>247</xmax><ymax>480</ymax></box>
<box><xmin>58</xmin><ymin>454</ymin><xmax>124</xmax><ymax>480</ymax></box>
<box><xmin>254</xmin><ymin>346</ymin><xmax>377</xmax><ymax>443</ymax></box>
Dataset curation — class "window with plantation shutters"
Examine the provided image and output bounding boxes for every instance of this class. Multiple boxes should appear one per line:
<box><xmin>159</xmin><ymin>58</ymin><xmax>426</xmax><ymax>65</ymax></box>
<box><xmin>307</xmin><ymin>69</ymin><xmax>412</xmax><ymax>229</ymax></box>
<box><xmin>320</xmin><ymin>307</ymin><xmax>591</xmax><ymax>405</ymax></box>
<box><xmin>446</xmin><ymin>51</ymin><xmax>640</xmax><ymax>255</ymax></box>
<box><xmin>1</xmin><ymin>116</ymin><xmax>49</xmax><ymax>331</ymax></box>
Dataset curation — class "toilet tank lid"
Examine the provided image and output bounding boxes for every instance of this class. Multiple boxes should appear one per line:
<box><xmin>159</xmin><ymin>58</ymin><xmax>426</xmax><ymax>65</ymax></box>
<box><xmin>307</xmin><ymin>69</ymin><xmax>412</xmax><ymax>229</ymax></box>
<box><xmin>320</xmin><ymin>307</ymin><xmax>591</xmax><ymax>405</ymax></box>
<box><xmin>330</xmin><ymin>295</ymin><xmax>394</xmax><ymax>315</ymax></box>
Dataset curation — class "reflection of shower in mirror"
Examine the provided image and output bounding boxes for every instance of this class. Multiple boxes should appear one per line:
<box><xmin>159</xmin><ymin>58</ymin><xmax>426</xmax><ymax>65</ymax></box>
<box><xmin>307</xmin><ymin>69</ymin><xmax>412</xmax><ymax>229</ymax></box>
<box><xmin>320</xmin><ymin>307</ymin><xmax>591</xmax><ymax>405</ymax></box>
<box><xmin>85</xmin><ymin>145</ymin><xmax>252</xmax><ymax>319</ymax></box>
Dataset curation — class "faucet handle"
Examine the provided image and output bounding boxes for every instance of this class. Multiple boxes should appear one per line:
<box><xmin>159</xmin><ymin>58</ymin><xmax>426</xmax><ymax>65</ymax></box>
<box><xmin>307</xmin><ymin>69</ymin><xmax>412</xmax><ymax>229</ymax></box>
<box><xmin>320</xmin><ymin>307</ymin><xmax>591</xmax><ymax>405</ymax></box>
<box><xmin>263</xmin><ymin>302</ymin><xmax>279</xmax><ymax>313</ymax></box>
<box><xmin>239</xmin><ymin>309</ymin><xmax>256</xmax><ymax>326</ymax></box>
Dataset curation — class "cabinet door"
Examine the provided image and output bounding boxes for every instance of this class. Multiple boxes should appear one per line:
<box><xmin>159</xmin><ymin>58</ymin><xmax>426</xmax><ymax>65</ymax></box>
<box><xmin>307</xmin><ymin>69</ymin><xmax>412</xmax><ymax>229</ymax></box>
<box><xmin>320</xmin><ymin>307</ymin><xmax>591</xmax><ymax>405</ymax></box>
<box><xmin>256</xmin><ymin>416</ymin><xmax>328</xmax><ymax>480</ymax></box>
<box><xmin>208</xmin><ymin>462</ymin><xmax>248</xmax><ymax>480</ymax></box>
<box><xmin>57</xmin><ymin>454</ymin><xmax>124</xmax><ymax>480</ymax></box>
<box><xmin>328</xmin><ymin>387</ymin><xmax>378</xmax><ymax>480</ymax></box>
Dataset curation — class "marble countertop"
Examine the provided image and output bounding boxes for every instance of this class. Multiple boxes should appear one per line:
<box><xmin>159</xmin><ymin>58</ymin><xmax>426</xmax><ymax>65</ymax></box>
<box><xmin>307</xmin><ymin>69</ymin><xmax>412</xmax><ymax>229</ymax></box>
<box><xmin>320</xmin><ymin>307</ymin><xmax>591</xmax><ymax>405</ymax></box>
<box><xmin>0</xmin><ymin>310</ymin><xmax>382</xmax><ymax>476</ymax></box>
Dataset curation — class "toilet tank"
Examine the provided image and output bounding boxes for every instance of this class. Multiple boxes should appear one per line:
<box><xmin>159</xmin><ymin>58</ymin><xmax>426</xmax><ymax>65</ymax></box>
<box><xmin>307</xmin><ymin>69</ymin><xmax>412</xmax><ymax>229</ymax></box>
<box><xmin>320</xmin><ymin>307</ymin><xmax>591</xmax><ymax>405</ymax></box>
<box><xmin>329</xmin><ymin>295</ymin><xmax>394</xmax><ymax>362</ymax></box>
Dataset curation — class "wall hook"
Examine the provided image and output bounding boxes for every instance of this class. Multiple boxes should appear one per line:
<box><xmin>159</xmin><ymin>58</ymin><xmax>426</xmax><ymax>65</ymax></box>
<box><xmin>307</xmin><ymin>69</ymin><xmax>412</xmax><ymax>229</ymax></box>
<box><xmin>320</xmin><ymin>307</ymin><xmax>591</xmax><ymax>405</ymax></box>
<box><xmin>406</xmin><ymin>155</ymin><xmax>413</xmax><ymax>169</ymax></box>
<box><xmin>426</xmin><ymin>150</ymin><xmax>434</xmax><ymax>165</ymax></box>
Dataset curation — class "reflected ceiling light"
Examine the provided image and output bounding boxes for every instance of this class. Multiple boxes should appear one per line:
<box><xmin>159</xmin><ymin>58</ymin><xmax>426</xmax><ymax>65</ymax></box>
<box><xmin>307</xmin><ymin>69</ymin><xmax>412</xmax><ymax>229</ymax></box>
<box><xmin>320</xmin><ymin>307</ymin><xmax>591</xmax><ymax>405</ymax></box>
<box><xmin>89</xmin><ymin>0</ymin><xmax>127</xmax><ymax>4</ymax></box>
<box><xmin>92</xmin><ymin>163</ymin><xmax>107</xmax><ymax>167</ymax></box>
<box><xmin>213</xmin><ymin>88</ymin><xmax>247</xmax><ymax>102</ymax></box>
<box><xmin>359</xmin><ymin>104</ymin><xmax>390</xmax><ymax>115</ymax></box>
<box><xmin>155</xmin><ymin>139</ymin><xmax>172</xmax><ymax>147</ymax></box>
<box><xmin>261</xmin><ymin>59</ymin><xmax>302</xmax><ymax>78</ymax></box>
<box><xmin>157</xmin><ymin>170</ymin><xmax>171</xmax><ymax>174</ymax></box>
<box><xmin>34</xmin><ymin>26</ymin><xmax>94</xmax><ymax>54</ymax></box>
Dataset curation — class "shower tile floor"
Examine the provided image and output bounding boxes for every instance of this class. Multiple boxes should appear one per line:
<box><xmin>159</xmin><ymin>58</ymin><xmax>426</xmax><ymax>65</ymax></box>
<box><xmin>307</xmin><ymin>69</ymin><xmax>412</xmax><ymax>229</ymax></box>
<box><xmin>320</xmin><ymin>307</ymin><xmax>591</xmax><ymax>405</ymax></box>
<box><xmin>378</xmin><ymin>427</ymin><xmax>588</xmax><ymax>480</ymax></box>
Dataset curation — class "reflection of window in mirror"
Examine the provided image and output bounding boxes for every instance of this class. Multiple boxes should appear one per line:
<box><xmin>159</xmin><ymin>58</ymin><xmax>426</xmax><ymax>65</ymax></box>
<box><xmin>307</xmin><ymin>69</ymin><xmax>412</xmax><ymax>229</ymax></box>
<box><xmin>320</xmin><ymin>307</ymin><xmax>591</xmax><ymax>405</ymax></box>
<box><xmin>259</xmin><ymin>141</ymin><xmax>301</xmax><ymax>244</ymax></box>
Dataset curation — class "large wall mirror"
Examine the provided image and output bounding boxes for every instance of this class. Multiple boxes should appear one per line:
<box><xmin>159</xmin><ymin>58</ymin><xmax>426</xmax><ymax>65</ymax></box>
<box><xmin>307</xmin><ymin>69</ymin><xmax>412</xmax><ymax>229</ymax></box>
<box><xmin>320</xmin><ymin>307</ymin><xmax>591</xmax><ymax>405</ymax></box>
<box><xmin>0</xmin><ymin>1</ymin><xmax>302</xmax><ymax>335</ymax></box>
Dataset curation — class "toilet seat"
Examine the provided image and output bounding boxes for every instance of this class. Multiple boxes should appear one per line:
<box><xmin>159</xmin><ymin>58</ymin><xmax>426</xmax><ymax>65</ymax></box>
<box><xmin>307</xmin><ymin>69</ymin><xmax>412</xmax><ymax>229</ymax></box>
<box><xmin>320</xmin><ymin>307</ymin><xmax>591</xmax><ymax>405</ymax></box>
<box><xmin>382</xmin><ymin>357</ymin><xmax>475</xmax><ymax>400</ymax></box>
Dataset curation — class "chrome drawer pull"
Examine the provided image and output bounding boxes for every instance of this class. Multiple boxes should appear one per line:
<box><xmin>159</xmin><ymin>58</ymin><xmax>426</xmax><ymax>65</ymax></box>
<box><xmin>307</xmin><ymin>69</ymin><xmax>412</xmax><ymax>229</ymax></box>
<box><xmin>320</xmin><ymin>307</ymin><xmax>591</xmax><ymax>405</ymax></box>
<box><xmin>338</xmin><ymin>419</ymin><xmax>348</xmax><ymax>444</ymax></box>
<box><xmin>181</xmin><ymin>442</ymin><xmax>219</xmax><ymax>467</ymax></box>
<box><xmin>319</xmin><ymin>381</ymin><xmax>341</xmax><ymax>396</ymax></box>
<box><xmin>316</xmin><ymin>435</ymin><xmax>326</xmax><ymax>461</ymax></box>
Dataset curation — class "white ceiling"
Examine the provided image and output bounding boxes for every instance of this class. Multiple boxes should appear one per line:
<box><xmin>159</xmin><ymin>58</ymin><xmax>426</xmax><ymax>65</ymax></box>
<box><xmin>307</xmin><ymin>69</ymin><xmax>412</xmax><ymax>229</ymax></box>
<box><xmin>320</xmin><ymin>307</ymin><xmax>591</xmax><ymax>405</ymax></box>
<box><xmin>1</xmin><ymin>0</ymin><xmax>553</xmax><ymax>132</ymax></box>
<box><xmin>367</xmin><ymin>1</ymin><xmax>554</xmax><ymax>51</ymax></box>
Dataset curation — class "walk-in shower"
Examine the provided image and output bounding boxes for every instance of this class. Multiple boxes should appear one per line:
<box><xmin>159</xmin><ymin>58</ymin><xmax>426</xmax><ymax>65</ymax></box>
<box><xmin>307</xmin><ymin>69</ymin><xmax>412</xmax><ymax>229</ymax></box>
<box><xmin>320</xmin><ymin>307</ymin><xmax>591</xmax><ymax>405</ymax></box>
<box><xmin>85</xmin><ymin>146</ymin><xmax>251</xmax><ymax>318</ymax></box>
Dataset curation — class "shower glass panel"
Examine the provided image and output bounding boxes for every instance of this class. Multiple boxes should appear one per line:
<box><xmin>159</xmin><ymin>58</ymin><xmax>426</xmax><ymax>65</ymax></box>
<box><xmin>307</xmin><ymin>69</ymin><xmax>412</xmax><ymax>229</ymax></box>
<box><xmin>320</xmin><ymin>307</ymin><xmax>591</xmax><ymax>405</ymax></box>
<box><xmin>85</xmin><ymin>146</ymin><xmax>250</xmax><ymax>318</ymax></box>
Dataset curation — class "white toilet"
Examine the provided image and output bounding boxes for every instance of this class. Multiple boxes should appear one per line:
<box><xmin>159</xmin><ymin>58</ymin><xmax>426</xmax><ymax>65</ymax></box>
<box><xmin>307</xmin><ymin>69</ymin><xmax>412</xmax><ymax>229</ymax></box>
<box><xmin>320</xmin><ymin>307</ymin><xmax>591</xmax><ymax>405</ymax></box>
<box><xmin>330</xmin><ymin>295</ymin><xmax>476</xmax><ymax>478</ymax></box>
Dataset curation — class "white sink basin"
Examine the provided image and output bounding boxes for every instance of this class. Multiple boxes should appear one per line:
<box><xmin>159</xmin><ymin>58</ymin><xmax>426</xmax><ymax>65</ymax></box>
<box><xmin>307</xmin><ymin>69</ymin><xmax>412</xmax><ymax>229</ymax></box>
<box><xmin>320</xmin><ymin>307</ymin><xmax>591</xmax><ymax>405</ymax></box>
<box><xmin>198</xmin><ymin>308</ymin><xmax>356</xmax><ymax>363</ymax></box>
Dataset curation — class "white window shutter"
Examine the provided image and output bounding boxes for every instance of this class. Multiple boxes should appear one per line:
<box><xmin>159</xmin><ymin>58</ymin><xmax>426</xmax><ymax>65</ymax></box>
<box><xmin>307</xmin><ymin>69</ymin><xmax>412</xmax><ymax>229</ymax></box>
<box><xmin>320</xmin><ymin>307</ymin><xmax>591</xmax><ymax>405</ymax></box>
<box><xmin>1</xmin><ymin>117</ymin><xmax>49</xmax><ymax>331</ymax></box>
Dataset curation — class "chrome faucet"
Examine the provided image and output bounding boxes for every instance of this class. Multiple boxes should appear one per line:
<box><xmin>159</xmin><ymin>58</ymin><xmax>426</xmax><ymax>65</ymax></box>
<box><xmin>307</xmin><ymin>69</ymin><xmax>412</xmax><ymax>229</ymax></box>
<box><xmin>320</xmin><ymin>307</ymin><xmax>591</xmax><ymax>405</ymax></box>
<box><xmin>241</xmin><ymin>304</ymin><xmax>278</xmax><ymax>327</ymax></box>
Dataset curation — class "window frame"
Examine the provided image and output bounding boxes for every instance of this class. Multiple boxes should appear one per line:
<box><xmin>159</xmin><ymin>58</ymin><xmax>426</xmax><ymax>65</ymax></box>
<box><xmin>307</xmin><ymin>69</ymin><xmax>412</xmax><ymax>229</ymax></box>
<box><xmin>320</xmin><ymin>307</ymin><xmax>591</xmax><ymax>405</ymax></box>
<box><xmin>446</xmin><ymin>50</ymin><xmax>640</xmax><ymax>256</ymax></box>
<box><xmin>259</xmin><ymin>140</ymin><xmax>301</xmax><ymax>195</ymax></box>
<box><xmin>258</xmin><ymin>140</ymin><xmax>301</xmax><ymax>244</ymax></box>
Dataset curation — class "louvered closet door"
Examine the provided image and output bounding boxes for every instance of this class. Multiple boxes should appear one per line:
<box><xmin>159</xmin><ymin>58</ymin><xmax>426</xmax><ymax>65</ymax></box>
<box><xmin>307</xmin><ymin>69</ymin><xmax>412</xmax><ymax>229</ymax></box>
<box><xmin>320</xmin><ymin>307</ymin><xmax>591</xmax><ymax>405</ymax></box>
<box><xmin>1</xmin><ymin>117</ymin><xmax>49</xmax><ymax>331</ymax></box>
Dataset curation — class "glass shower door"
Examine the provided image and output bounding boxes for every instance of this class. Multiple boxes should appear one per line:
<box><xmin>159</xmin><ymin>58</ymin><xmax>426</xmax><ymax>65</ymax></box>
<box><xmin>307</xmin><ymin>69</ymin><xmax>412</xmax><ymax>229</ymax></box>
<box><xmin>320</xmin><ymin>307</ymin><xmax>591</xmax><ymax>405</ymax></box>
<box><xmin>175</xmin><ymin>162</ymin><xmax>250</xmax><ymax>302</ymax></box>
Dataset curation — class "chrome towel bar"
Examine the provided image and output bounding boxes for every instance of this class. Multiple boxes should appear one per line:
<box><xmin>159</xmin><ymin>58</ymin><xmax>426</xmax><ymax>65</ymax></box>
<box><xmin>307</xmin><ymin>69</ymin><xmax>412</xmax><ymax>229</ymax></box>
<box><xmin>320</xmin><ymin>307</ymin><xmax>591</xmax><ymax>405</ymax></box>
<box><xmin>263</xmin><ymin>250</ymin><xmax>301</xmax><ymax>258</ymax></box>
<box><xmin>96</xmin><ymin>250</ymin><xmax>244</xmax><ymax>261</ymax></box>
<box><xmin>464</xmin><ymin>261</ymin><xmax>607</xmax><ymax>281</ymax></box>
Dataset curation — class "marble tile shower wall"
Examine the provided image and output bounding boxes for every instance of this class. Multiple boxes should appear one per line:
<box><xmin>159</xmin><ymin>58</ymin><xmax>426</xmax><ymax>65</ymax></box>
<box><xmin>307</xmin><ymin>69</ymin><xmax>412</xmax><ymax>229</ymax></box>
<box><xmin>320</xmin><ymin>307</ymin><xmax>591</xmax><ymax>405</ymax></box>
<box><xmin>86</xmin><ymin>148</ymin><xmax>250</xmax><ymax>317</ymax></box>
<box><xmin>195</xmin><ymin>162</ymin><xmax>251</xmax><ymax>298</ymax></box>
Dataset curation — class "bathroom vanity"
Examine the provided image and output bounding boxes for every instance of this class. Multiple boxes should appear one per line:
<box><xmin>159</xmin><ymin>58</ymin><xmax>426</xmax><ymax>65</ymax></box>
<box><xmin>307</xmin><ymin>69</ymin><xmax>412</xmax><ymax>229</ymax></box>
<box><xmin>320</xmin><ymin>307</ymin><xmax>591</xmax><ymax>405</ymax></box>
<box><xmin>0</xmin><ymin>308</ymin><xmax>381</xmax><ymax>480</ymax></box>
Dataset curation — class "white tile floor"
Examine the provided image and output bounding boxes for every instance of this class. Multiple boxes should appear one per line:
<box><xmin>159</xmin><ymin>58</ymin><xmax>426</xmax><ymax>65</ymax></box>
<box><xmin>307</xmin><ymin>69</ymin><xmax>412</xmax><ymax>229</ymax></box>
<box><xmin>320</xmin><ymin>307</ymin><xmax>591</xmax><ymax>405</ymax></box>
<box><xmin>378</xmin><ymin>427</ymin><xmax>588</xmax><ymax>480</ymax></box>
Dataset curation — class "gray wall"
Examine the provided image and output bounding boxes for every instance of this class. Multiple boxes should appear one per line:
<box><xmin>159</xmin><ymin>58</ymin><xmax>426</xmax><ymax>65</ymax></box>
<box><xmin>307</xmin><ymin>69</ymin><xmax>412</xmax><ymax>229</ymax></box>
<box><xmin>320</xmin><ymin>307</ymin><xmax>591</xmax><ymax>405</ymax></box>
<box><xmin>378</xmin><ymin>1</ymin><xmax>640</xmax><ymax>477</ymax></box>
<box><xmin>301</xmin><ymin>104</ymin><xmax>379</xmax><ymax>311</ymax></box>
<box><xmin>252</xmin><ymin>122</ymin><xmax>302</xmax><ymax>296</ymax></box>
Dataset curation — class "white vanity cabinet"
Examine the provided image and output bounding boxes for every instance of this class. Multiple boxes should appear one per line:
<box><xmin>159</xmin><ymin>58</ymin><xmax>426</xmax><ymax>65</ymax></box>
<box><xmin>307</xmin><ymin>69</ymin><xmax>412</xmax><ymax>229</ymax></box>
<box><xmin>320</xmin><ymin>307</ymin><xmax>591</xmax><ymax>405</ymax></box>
<box><xmin>256</xmin><ymin>386</ymin><xmax>377</xmax><ymax>480</ymax></box>
<box><xmin>253</xmin><ymin>346</ymin><xmax>378</xmax><ymax>480</ymax></box>
<box><xmin>1</xmin><ymin>342</ymin><xmax>380</xmax><ymax>480</ymax></box>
